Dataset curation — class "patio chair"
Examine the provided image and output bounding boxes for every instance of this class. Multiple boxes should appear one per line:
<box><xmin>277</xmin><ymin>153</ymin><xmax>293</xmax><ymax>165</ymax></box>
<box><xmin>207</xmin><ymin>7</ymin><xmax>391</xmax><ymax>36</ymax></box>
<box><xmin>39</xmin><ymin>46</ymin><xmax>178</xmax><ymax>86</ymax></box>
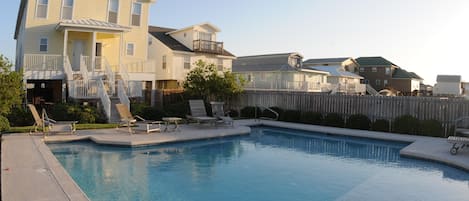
<box><xmin>27</xmin><ymin>104</ymin><xmax>77</xmax><ymax>135</ymax></box>
<box><xmin>187</xmin><ymin>99</ymin><xmax>217</xmax><ymax>126</ymax></box>
<box><xmin>115</xmin><ymin>104</ymin><xmax>161</xmax><ymax>134</ymax></box>
<box><xmin>210</xmin><ymin>101</ymin><xmax>234</xmax><ymax>127</ymax></box>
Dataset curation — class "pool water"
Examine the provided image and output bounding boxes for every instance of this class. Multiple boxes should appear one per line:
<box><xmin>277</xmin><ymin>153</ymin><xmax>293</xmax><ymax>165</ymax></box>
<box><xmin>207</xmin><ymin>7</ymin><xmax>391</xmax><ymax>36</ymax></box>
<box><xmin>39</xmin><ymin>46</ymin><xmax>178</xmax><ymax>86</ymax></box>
<box><xmin>48</xmin><ymin>126</ymin><xmax>469</xmax><ymax>201</ymax></box>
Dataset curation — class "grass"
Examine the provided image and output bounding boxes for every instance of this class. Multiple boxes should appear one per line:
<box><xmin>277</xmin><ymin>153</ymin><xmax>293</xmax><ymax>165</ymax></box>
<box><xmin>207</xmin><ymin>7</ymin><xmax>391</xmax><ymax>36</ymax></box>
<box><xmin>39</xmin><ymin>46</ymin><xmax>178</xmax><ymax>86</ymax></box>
<box><xmin>5</xmin><ymin>123</ymin><xmax>118</xmax><ymax>133</ymax></box>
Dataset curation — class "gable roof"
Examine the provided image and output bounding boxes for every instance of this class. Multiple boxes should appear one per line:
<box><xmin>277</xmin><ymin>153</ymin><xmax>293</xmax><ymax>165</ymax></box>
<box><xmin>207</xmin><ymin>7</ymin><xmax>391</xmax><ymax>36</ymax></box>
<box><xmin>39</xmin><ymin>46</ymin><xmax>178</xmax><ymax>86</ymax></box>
<box><xmin>356</xmin><ymin>57</ymin><xmax>398</xmax><ymax>67</ymax></box>
<box><xmin>148</xmin><ymin>25</ymin><xmax>235</xmax><ymax>57</ymax></box>
<box><xmin>437</xmin><ymin>75</ymin><xmax>461</xmax><ymax>82</ymax></box>
<box><xmin>303</xmin><ymin>57</ymin><xmax>351</xmax><ymax>65</ymax></box>
<box><xmin>392</xmin><ymin>68</ymin><xmax>423</xmax><ymax>80</ymax></box>
<box><xmin>166</xmin><ymin>22</ymin><xmax>221</xmax><ymax>35</ymax></box>
<box><xmin>233</xmin><ymin>53</ymin><xmax>301</xmax><ymax>72</ymax></box>
<box><xmin>308</xmin><ymin>66</ymin><xmax>363</xmax><ymax>79</ymax></box>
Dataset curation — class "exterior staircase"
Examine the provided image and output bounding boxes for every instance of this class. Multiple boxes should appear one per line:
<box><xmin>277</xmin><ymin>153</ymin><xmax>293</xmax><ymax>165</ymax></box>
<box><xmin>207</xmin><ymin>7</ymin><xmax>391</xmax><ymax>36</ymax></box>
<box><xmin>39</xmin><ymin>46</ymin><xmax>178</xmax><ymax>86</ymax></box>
<box><xmin>366</xmin><ymin>84</ymin><xmax>381</xmax><ymax>96</ymax></box>
<box><xmin>109</xmin><ymin>97</ymin><xmax>122</xmax><ymax>123</ymax></box>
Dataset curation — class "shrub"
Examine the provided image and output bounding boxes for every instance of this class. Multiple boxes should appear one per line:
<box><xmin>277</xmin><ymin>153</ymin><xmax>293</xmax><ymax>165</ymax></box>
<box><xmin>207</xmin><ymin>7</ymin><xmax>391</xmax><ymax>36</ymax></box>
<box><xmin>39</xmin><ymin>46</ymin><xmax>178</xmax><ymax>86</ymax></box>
<box><xmin>137</xmin><ymin>106</ymin><xmax>165</xmax><ymax>120</ymax></box>
<box><xmin>240</xmin><ymin>106</ymin><xmax>261</xmax><ymax>118</ymax></box>
<box><xmin>262</xmin><ymin>107</ymin><xmax>284</xmax><ymax>120</ymax></box>
<box><xmin>164</xmin><ymin>102</ymin><xmax>189</xmax><ymax>118</ymax></box>
<box><xmin>0</xmin><ymin>115</ymin><xmax>10</xmax><ymax>132</ymax></box>
<box><xmin>371</xmin><ymin>119</ymin><xmax>390</xmax><ymax>132</ymax></box>
<box><xmin>283</xmin><ymin>110</ymin><xmax>301</xmax><ymax>122</ymax></box>
<box><xmin>7</xmin><ymin>106</ymin><xmax>34</xmax><ymax>127</ymax></box>
<box><xmin>393</xmin><ymin>115</ymin><xmax>419</xmax><ymax>135</ymax></box>
<box><xmin>228</xmin><ymin>109</ymin><xmax>239</xmax><ymax>118</ymax></box>
<box><xmin>323</xmin><ymin>113</ymin><xmax>345</xmax><ymax>128</ymax></box>
<box><xmin>346</xmin><ymin>114</ymin><xmax>371</xmax><ymax>130</ymax></box>
<box><xmin>300</xmin><ymin>112</ymin><xmax>322</xmax><ymax>125</ymax></box>
<box><xmin>419</xmin><ymin>119</ymin><xmax>443</xmax><ymax>137</ymax></box>
<box><xmin>48</xmin><ymin>103</ymin><xmax>105</xmax><ymax>124</ymax></box>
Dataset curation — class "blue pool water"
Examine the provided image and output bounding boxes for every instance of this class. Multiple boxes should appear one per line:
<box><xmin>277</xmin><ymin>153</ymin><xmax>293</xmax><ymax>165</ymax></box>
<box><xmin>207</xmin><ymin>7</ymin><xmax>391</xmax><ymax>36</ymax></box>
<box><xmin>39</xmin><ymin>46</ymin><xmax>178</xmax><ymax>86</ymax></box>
<box><xmin>48</xmin><ymin>126</ymin><xmax>469</xmax><ymax>201</ymax></box>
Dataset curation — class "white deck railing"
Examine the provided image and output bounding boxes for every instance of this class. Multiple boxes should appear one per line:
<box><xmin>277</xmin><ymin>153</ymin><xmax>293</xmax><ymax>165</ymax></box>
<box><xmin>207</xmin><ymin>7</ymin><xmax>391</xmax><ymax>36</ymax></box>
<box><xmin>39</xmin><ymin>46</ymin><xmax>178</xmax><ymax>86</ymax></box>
<box><xmin>127</xmin><ymin>81</ymin><xmax>143</xmax><ymax>97</ymax></box>
<box><xmin>63</xmin><ymin>56</ymin><xmax>74</xmax><ymax>81</ymax></box>
<box><xmin>118</xmin><ymin>80</ymin><xmax>130</xmax><ymax>110</ymax></box>
<box><xmin>244</xmin><ymin>80</ymin><xmax>326</xmax><ymax>92</ymax></box>
<box><xmin>24</xmin><ymin>54</ymin><xmax>63</xmax><ymax>71</ymax></box>
<box><xmin>97</xmin><ymin>79</ymin><xmax>111</xmax><ymax>121</ymax></box>
<box><xmin>102</xmin><ymin>57</ymin><xmax>115</xmax><ymax>95</ymax></box>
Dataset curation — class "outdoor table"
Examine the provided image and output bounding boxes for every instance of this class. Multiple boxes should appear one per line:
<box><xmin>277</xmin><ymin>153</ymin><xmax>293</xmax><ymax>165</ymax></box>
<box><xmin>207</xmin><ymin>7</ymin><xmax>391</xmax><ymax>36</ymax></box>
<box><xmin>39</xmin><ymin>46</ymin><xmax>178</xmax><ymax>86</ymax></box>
<box><xmin>162</xmin><ymin>117</ymin><xmax>182</xmax><ymax>132</ymax></box>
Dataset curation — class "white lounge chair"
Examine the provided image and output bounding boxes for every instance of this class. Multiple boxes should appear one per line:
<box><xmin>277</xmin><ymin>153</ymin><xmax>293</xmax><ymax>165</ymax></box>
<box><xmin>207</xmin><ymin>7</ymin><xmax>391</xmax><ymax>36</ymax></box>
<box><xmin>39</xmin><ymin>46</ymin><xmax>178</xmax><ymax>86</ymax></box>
<box><xmin>27</xmin><ymin>104</ymin><xmax>77</xmax><ymax>135</ymax></box>
<box><xmin>115</xmin><ymin>103</ymin><xmax>161</xmax><ymax>134</ymax></box>
<box><xmin>187</xmin><ymin>100</ymin><xmax>217</xmax><ymax>126</ymax></box>
<box><xmin>210</xmin><ymin>101</ymin><xmax>234</xmax><ymax>127</ymax></box>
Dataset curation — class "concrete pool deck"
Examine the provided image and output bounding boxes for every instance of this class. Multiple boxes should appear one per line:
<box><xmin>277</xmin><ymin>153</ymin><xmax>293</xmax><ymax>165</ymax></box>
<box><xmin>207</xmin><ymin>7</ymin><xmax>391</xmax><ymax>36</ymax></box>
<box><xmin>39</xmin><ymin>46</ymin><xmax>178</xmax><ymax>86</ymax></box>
<box><xmin>2</xmin><ymin>120</ymin><xmax>469</xmax><ymax>201</ymax></box>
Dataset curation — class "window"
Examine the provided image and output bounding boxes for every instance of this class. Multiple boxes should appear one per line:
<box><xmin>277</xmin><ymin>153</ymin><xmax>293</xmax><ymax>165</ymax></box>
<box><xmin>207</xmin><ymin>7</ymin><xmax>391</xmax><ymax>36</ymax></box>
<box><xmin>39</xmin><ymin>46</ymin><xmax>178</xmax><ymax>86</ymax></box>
<box><xmin>39</xmin><ymin>38</ymin><xmax>48</xmax><ymax>52</ymax></box>
<box><xmin>376</xmin><ymin>79</ymin><xmax>381</xmax><ymax>86</ymax></box>
<box><xmin>383</xmin><ymin>79</ymin><xmax>388</xmax><ymax>86</ymax></box>
<box><xmin>108</xmin><ymin>0</ymin><xmax>119</xmax><ymax>23</ymax></box>
<box><xmin>61</xmin><ymin>0</ymin><xmax>73</xmax><ymax>19</ymax></box>
<box><xmin>162</xmin><ymin>55</ymin><xmax>167</xmax><ymax>69</ymax></box>
<box><xmin>217</xmin><ymin>59</ymin><xmax>223</xmax><ymax>71</ymax></box>
<box><xmin>36</xmin><ymin>0</ymin><xmax>48</xmax><ymax>18</ymax></box>
<box><xmin>247</xmin><ymin>74</ymin><xmax>253</xmax><ymax>82</ymax></box>
<box><xmin>372</xmin><ymin>67</ymin><xmax>377</xmax><ymax>72</ymax></box>
<box><xmin>385</xmin><ymin>67</ymin><xmax>391</xmax><ymax>75</ymax></box>
<box><xmin>131</xmin><ymin>2</ymin><xmax>142</xmax><ymax>26</ymax></box>
<box><xmin>359</xmin><ymin>67</ymin><xmax>364</xmax><ymax>72</ymax></box>
<box><xmin>184</xmin><ymin>56</ymin><xmax>190</xmax><ymax>69</ymax></box>
<box><xmin>198</xmin><ymin>32</ymin><xmax>212</xmax><ymax>41</ymax></box>
<box><xmin>126</xmin><ymin>43</ymin><xmax>134</xmax><ymax>56</ymax></box>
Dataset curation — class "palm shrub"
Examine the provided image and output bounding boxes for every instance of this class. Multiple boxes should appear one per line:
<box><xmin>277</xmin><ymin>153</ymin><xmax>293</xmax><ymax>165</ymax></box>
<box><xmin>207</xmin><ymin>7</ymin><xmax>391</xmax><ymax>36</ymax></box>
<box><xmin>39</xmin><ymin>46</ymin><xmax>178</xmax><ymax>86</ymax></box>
<box><xmin>393</xmin><ymin>115</ymin><xmax>419</xmax><ymax>135</ymax></box>
<box><xmin>371</xmin><ymin>119</ymin><xmax>390</xmax><ymax>132</ymax></box>
<box><xmin>323</xmin><ymin>113</ymin><xmax>345</xmax><ymax>128</ymax></box>
<box><xmin>419</xmin><ymin>119</ymin><xmax>443</xmax><ymax>137</ymax></box>
<box><xmin>300</xmin><ymin>112</ymin><xmax>322</xmax><ymax>125</ymax></box>
<box><xmin>346</xmin><ymin>114</ymin><xmax>371</xmax><ymax>130</ymax></box>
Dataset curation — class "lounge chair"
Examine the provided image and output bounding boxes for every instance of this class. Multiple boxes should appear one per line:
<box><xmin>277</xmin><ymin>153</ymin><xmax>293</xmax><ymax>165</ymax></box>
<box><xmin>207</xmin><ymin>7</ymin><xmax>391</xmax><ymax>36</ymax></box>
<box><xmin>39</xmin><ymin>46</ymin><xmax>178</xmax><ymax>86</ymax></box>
<box><xmin>27</xmin><ymin>104</ymin><xmax>77</xmax><ymax>135</ymax></box>
<box><xmin>210</xmin><ymin>101</ymin><xmax>234</xmax><ymax>127</ymax></box>
<box><xmin>187</xmin><ymin>100</ymin><xmax>217</xmax><ymax>126</ymax></box>
<box><xmin>115</xmin><ymin>103</ymin><xmax>161</xmax><ymax>134</ymax></box>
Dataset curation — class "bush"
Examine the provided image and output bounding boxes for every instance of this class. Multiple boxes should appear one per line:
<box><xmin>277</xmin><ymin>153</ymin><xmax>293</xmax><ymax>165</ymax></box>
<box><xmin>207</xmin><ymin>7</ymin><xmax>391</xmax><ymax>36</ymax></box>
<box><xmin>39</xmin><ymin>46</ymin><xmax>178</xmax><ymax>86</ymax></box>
<box><xmin>393</xmin><ymin>115</ymin><xmax>419</xmax><ymax>135</ymax></box>
<box><xmin>283</xmin><ymin>110</ymin><xmax>300</xmax><ymax>122</ymax></box>
<box><xmin>371</xmin><ymin>119</ymin><xmax>390</xmax><ymax>132</ymax></box>
<box><xmin>262</xmin><ymin>107</ymin><xmax>284</xmax><ymax>120</ymax></box>
<box><xmin>48</xmin><ymin>103</ymin><xmax>105</xmax><ymax>124</ymax></box>
<box><xmin>7</xmin><ymin>106</ymin><xmax>34</xmax><ymax>127</ymax></box>
<box><xmin>346</xmin><ymin>114</ymin><xmax>371</xmax><ymax>130</ymax></box>
<box><xmin>323</xmin><ymin>113</ymin><xmax>345</xmax><ymax>128</ymax></box>
<box><xmin>134</xmin><ymin>105</ymin><xmax>165</xmax><ymax>120</ymax></box>
<box><xmin>419</xmin><ymin>119</ymin><xmax>443</xmax><ymax>137</ymax></box>
<box><xmin>300</xmin><ymin>112</ymin><xmax>322</xmax><ymax>125</ymax></box>
<box><xmin>228</xmin><ymin>109</ymin><xmax>239</xmax><ymax>118</ymax></box>
<box><xmin>240</xmin><ymin>106</ymin><xmax>261</xmax><ymax>118</ymax></box>
<box><xmin>0</xmin><ymin>115</ymin><xmax>10</xmax><ymax>132</ymax></box>
<box><xmin>164</xmin><ymin>102</ymin><xmax>189</xmax><ymax>118</ymax></box>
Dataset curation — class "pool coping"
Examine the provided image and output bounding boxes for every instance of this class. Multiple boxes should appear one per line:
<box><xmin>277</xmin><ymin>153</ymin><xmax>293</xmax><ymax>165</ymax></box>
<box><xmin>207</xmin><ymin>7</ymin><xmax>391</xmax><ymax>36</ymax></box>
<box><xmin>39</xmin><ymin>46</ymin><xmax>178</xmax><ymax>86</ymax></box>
<box><xmin>2</xmin><ymin>120</ymin><xmax>469</xmax><ymax>201</ymax></box>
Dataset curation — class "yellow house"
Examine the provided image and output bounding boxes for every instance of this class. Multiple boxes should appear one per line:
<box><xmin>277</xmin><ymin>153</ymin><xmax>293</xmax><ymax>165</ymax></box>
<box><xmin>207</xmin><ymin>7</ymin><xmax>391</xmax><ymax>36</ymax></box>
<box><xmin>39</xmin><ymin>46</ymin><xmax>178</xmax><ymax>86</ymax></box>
<box><xmin>15</xmin><ymin>0</ymin><xmax>156</xmax><ymax>121</ymax></box>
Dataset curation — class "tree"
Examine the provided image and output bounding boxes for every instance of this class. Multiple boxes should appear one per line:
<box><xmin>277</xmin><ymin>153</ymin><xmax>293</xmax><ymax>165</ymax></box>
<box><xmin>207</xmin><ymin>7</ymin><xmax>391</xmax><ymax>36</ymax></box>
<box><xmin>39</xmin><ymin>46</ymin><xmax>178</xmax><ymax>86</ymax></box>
<box><xmin>0</xmin><ymin>55</ymin><xmax>23</xmax><ymax>116</ymax></box>
<box><xmin>183</xmin><ymin>60</ymin><xmax>245</xmax><ymax>102</ymax></box>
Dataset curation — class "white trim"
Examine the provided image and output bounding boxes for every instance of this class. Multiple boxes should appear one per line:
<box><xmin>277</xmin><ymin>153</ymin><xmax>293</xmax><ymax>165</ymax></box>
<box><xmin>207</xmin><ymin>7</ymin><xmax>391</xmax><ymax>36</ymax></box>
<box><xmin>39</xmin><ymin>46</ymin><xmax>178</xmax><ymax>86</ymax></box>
<box><xmin>60</xmin><ymin>0</ymin><xmax>74</xmax><ymax>20</ymax></box>
<box><xmin>166</xmin><ymin>22</ymin><xmax>221</xmax><ymax>35</ymax></box>
<box><xmin>35</xmin><ymin>0</ymin><xmax>49</xmax><ymax>19</ymax></box>
<box><xmin>107</xmin><ymin>0</ymin><xmax>120</xmax><ymax>24</ymax></box>
<box><xmin>126</xmin><ymin>42</ymin><xmax>135</xmax><ymax>56</ymax></box>
<box><xmin>39</xmin><ymin>37</ymin><xmax>48</xmax><ymax>53</ymax></box>
<box><xmin>130</xmin><ymin>1</ymin><xmax>143</xmax><ymax>27</ymax></box>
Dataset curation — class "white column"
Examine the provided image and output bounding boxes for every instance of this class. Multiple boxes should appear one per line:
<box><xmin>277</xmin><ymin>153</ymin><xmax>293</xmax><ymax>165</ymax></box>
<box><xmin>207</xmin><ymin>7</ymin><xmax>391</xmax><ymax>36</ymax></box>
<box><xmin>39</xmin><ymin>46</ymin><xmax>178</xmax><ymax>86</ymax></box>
<box><xmin>63</xmin><ymin>29</ymin><xmax>68</xmax><ymax>58</ymax></box>
<box><xmin>63</xmin><ymin>29</ymin><xmax>69</xmax><ymax>102</ymax></box>
<box><xmin>119</xmin><ymin>32</ymin><xmax>124</xmax><ymax>73</ymax></box>
<box><xmin>91</xmin><ymin>32</ymin><xmax>97</xmax><ymax>73</ymax></box>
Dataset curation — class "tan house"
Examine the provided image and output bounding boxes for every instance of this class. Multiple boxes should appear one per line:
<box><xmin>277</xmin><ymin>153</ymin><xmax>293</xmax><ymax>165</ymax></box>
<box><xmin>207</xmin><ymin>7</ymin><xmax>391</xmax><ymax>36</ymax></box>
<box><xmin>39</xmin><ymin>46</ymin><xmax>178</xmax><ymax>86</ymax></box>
<box><xmin>148</xmin><ymin>23</ymin><xmax>236</xmax><ymax>90</ymax></box>
<box><xmin>15</xmin><ymin>0</ymin><xmax>156</xmax><ymax>121</ymax></box>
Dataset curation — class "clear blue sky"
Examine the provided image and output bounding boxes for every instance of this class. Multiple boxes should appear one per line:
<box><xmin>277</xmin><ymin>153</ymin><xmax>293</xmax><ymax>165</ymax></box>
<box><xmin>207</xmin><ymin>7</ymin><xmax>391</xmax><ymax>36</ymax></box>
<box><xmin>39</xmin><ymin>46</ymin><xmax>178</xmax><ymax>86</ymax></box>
<box><xmin>1</xmin><ymin>0</ymin><xmax>468</xmax><ymax>84</ymax></box>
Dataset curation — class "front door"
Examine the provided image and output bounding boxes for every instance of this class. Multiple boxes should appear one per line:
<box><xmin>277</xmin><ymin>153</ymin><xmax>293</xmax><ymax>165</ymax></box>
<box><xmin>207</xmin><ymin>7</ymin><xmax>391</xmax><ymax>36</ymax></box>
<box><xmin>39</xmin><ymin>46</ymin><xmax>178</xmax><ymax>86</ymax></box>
<box><xmin>72</xmin><ymin>40</ymin><xmax>85</xmax><ymax>71</ymax></box>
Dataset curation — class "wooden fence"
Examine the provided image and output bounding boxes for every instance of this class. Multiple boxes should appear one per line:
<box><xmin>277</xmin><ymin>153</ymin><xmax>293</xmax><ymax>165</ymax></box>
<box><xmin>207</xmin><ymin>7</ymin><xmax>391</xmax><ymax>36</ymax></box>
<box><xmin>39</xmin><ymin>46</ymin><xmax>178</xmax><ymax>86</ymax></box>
<box><xmin>232</xmin><ymin>91</ymin><xmax>469</xmax><ymax>135</ymax></box>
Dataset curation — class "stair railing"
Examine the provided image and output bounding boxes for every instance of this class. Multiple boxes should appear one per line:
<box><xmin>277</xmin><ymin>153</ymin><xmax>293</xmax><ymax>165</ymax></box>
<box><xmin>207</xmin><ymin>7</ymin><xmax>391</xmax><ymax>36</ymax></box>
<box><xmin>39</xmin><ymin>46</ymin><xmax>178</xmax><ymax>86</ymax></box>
<box><xmin>102</xmin><ymin>57</ymin><xmax>115</xmax><ymax>95</ymax></box>
<box><xmin>118</xmin><ymin>80</ymin><xmax>131</xmax><ymax>110</ymax></box>
<box><xmin>97</xmin><ymin>79</ymin><xmax>112</xmax><ymax>122</ymax></box>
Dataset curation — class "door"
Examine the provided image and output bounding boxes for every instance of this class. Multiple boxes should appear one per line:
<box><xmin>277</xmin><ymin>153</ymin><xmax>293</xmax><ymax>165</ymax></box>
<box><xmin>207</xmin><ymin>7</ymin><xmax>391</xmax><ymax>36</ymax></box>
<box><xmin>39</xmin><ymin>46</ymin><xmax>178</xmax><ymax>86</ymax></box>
<box><xmin>95</xmin><ymin>43</ymin><xmax>102</xmax><ymax>70</ymax></box>
<box><xmin>72</xmin><ymin>40</ymin><xmax>85</xmax><ymax>71</ymax></box>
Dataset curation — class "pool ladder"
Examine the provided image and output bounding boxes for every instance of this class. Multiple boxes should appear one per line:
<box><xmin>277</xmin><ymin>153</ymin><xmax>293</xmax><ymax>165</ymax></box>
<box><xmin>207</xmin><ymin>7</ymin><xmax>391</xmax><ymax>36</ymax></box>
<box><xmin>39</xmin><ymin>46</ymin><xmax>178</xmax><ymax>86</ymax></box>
<box><xmin>254</xmin><ymin>105</ymin><xmax>279</xmax><ymax>121</ymax></box>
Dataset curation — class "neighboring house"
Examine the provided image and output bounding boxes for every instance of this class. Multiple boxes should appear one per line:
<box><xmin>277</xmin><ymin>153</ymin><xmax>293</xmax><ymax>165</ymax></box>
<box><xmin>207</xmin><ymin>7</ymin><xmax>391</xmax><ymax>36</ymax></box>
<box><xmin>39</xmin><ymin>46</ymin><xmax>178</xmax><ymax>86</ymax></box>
<box><xmin>433</xmin><ymin>75</ymin><xmax>462</xmax><ymax>96</ymax></box>
<box><xmin>15</xmin><ymin>0</ymin><xmax>156</xmax><ymax>122</ymax></box>
<box><xmin>303</xmin><ymin>58</ymin><xmax>364</xmax><ymax>94</ymax></box>
<box><xmin>356</xmin><ymin>57</ymin><xmax>423</xmax><ymax>95</ymax></box>
<box><xmin>148</xmin><ymin>23</ymin><xmax>236</xmax><ymax>90</ymax></box>
<box><xmin>232</xmin><ymin>53</ymin><xmax>330</xmax><ymax>92</ymax></box>
<box><xmin>303</xmin><ymin>57</ymin><xmax>360</xmax><ymax>73</ymax></box>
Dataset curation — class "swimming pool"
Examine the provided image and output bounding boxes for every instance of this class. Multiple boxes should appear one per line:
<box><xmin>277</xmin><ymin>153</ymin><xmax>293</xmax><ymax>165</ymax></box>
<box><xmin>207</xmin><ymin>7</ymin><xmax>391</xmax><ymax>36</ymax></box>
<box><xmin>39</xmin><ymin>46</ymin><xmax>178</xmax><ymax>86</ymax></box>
<box><xmin>48</xmin><ymin>126</ymin><xmax>469</xmax><ymax>201</ymax></box>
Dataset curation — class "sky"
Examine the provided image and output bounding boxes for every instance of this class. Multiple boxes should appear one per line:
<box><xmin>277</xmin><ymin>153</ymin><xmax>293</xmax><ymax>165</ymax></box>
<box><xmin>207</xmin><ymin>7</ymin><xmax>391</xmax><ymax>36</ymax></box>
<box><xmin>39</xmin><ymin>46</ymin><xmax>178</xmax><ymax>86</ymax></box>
<box><xmin>1</xmin><ymin>0</ymin><xmax>469</xmax><ymax>84</ymax></box>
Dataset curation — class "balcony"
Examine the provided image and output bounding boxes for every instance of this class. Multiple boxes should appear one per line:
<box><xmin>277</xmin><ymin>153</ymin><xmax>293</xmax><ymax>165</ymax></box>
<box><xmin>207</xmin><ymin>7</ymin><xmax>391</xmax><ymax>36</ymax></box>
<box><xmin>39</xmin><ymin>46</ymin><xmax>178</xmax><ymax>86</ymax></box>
<box><xmin>193</xmin><ymin>40</ymin><xmax>224</xmax><ymax>54</ymax></box>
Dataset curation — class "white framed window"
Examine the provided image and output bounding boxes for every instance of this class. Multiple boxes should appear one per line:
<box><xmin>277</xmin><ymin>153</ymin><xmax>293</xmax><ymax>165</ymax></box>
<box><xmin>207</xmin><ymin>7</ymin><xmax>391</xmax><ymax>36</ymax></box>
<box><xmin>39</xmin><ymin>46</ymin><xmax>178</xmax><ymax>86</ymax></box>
<box><xmin>198</xmin><ymin>32</ymin><xmax>212</xmax><ymax>41</ymax></box>
<box><xmin>131</xmin><ymin>2</ymin><xmax>142</xmax><ymax>26</ymax></box>
<box><xmin>376</xmin><ymin>79</ymin><xmax>381</xmax><ymax>86</ymax></box>
<box><xmin>36</xmin><ymin>0</ymin><xmax>48</xmax><ymax>19</ymax></box>
<box><xmin>126</xmin><ymin>43</ymin><xmax>134</xmax><ymax>56</ymax></box>
<box><xmin>61</xmin><ymin>0</ymin><xmax>74</xmax><ymax>20</ymax></box>
<box><xmin>162</xmin><ymin>55</ymin><xmax>167</xmax><ymax>69</ymax></box>
<box><xmin>183</xmin><ymin>56</ymin><xmax>190</xmax><ymax>69</ymax></box>
<box><xmin>385</xmin><ymin>67</ymin><xmax>391</xmax><ymax>75</ymax></box>
<box><xmin>108</xmin><ymin>0</ymin><xmax>119</xmax><ymax>23</ymax></box>
<box><xmin>217</xmin><ymin>59</ymin><xmax>223</xmax><ymax>71</ymax></box>
<box><xmin>383</xmin><ymin>79</ymin><xmax>388</xmax><ymax>86</ymax></box>
<box><xmin>372</xmin><ymin>67</ymin><xmax>377</xmax><ymax>72</ymax></box>
<box><xmin>39</xmin><ymin>38</ymin><xmax>48</xmax><ymax>52</ymax></box>
<box><xmin>359</xmin><ymin>67</ymin><xmax>364</xmax><ymax>72</ymax></box>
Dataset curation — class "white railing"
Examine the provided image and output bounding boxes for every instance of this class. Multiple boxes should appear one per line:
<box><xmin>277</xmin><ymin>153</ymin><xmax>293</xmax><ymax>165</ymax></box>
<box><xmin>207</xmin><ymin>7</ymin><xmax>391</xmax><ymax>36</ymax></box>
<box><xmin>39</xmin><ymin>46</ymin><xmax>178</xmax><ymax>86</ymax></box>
<box><xmin>118</xmin><ymin>80</ymin><xmax>130</xmax><ymax>110</ymax></box>
<box><xmin>68</xmin><ymin>80</ymin><xmax>99</xmax><ymax>98</ymax></box>
<box><xmin>118</xmin><ymin>63</ymin><xmax>130</xmax><ymax>85</ymax></box>
<box><xmin>24</xmin><ymin>54</ymin><xmax>63</xmax><ymax>71</ymax></box>
<box><xmin>79</xmin><ymin>56</ymin><xmax>89</xmax><ymax>82</ymax></box>
<box><xmin>63</xmin><ymin>56</ymin><xmax>74</xmax><ymax>81</ymax></box>
<box><xmin>125</xmin><ymin>60</ymin><xmax>156</xmax><ymax>73</ymax></box>
<box><xmin>97</xmin><ymin>79</ymin><xmax>111</xmax><ymax>121</ymax></box>
<box><xmin>127</xmin><ymin>81</ymin><xmax>143</xmax><ymax>97</ymax></box>
<box><xmin>244</xmin><ymin>80</ymin><xmax>326</xmax><ymax>92</ymax></box>
<box><xmin>102</xmin><ymin>57</ymin><xmax>115</xmax><ymax>95</ymax></box>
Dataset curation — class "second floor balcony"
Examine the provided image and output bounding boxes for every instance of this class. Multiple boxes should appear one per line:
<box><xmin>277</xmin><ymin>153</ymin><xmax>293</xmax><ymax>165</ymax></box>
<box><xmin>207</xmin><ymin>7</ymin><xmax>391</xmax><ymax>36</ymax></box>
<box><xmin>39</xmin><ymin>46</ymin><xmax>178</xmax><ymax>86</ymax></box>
<box><xmin>193</xmin><ymin>40</ymin><xmax>224</xmax><ymax>54</ymax></box>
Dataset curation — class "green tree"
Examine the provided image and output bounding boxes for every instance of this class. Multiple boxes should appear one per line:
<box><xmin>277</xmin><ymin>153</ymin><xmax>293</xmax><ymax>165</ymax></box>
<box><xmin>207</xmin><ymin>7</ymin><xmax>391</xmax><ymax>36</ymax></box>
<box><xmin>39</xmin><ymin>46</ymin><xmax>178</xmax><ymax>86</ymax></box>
<box><xmin>0</xmin><ymin>55</ymin><xmax>23</xmax><ymax>116</ymax></box>
<box><xmin>183</xmin><ymin>60</ymin><xmax>245</xmax><ymax>101</ymax></box>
